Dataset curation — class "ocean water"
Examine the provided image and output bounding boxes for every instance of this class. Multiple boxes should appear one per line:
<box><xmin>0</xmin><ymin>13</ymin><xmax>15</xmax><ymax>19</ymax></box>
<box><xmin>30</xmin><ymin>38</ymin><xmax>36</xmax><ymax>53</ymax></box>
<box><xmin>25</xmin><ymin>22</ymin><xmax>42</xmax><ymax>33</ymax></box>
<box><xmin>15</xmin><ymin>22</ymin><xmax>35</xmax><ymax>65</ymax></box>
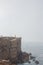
<box><xmin>19</xmin><ymin>42</ymin><xmax>43</xmax><ymax>65</ymax></box>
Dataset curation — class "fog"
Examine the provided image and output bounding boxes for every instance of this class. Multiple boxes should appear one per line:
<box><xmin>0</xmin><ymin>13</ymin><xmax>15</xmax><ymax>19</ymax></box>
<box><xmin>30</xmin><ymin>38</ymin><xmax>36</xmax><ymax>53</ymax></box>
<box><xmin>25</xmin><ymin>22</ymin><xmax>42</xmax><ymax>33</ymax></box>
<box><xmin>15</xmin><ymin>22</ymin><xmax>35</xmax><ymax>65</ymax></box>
<box><xmin>0</xmin><ymin>0</ymin><xmax>43</xmax><ymax>42</ymax></box>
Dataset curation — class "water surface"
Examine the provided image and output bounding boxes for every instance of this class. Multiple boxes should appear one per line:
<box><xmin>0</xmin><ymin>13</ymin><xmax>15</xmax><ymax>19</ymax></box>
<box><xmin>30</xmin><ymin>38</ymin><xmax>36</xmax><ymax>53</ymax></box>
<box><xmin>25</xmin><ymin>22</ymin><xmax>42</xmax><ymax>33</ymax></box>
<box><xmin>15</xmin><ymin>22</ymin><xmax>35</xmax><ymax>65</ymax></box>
<box><xmin>19</xmin><ymin>42</ymin><xmax>43</xmax><ymax>65</ymax></box>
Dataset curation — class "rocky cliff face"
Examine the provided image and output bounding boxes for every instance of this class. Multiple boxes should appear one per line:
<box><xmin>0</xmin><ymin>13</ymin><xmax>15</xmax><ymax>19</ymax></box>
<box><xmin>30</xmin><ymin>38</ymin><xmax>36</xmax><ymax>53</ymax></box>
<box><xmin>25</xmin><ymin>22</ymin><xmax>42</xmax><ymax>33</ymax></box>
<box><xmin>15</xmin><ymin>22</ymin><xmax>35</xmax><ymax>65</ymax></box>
<box><xmin>0</xmin><ymin>36</ymin><xmax>29</xmax><ymax>65</ymax></box>
<box><xmin>0</xmin><ymin>37</ymin><xmax>21</xmax><ymax>61</ymax></box>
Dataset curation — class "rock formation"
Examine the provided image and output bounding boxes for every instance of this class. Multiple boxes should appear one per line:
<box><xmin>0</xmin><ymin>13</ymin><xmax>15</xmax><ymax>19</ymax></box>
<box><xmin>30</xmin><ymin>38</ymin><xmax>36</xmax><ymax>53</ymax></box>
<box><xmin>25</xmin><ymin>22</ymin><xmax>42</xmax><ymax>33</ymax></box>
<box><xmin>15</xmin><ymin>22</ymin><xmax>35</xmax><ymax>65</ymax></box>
<box><xmin>0</xmin><ymin>36</ymin><xmax>29</xmax><ymax>64</ymax></box>
<box><xmin>0</xmin><ymin>36</ymin><xmax>39</xmax><ymax>65</ymax></box>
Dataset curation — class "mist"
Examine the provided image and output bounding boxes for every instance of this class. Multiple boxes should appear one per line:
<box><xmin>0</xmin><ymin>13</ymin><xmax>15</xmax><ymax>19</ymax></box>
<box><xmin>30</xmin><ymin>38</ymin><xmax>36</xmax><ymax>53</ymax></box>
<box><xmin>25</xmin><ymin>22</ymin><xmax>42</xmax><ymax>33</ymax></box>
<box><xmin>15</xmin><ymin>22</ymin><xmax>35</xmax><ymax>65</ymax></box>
<box><xmin>0</xmin><ymin>0</ymin><xmax>43</xmax><ymax>42</ymax></box>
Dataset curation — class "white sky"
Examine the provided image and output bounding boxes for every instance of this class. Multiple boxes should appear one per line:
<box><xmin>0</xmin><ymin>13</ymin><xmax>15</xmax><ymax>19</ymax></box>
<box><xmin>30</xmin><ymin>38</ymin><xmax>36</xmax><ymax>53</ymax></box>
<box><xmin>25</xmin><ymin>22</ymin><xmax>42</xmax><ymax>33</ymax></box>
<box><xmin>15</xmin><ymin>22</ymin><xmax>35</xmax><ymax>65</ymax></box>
<box><xmin>0</xmin><ymin>0</ymin><xmax>43</xmax><ymax>42</ymax></box>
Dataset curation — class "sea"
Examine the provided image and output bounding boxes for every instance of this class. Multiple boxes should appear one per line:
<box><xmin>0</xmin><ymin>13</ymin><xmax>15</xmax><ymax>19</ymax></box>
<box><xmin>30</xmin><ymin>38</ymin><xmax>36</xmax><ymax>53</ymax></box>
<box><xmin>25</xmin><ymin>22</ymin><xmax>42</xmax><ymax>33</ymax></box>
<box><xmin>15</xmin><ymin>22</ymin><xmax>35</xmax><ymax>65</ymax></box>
<box><xmin>18</xmin><ymin>42</ymin><xmax>43</xmax><ymax>65</ymax></box>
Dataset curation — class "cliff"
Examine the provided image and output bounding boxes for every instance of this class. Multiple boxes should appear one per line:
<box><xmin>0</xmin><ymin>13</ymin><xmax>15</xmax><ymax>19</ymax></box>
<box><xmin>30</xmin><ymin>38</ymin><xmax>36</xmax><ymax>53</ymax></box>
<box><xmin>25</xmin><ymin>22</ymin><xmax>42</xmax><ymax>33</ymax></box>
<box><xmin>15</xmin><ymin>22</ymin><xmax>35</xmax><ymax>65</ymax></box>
<box><xmin>0</xmin><ymin>36</ymin><xmax>39</xmax><ymax>65</ymax></box>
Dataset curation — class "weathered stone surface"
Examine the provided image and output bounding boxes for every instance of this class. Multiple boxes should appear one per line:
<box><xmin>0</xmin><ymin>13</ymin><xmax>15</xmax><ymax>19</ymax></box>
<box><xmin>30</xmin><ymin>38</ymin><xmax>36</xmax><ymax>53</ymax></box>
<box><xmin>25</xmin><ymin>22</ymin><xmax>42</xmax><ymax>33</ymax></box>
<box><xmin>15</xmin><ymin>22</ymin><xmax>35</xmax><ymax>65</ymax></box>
<box><xmin>0</xmin><ymin>37</ymin><xmax>21</xmax><ymax>61</ymax></box>
<box><xmin>21</xmin><ymin>52</ymin><xmax>29</xmax><ymax>62</ymax></box>
<box><xmin>0</xmin><ymin>36</ymin><xmax>33</xmax><ymax>64</ymax></box>
<box><xmin>0</xmin><ymin>60</ymin><xmax>10</xmax><ymax>65</ymax></box>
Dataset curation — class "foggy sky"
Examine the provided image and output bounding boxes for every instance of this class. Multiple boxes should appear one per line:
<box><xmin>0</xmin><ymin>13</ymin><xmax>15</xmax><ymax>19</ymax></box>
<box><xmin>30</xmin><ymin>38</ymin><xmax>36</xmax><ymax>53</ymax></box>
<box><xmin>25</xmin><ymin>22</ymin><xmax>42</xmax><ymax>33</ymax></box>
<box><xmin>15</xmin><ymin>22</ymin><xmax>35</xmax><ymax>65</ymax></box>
<box><xmin>0</xmin><ymin>0</ymin><xmax>43</xmax><ymax>42</ymax></box>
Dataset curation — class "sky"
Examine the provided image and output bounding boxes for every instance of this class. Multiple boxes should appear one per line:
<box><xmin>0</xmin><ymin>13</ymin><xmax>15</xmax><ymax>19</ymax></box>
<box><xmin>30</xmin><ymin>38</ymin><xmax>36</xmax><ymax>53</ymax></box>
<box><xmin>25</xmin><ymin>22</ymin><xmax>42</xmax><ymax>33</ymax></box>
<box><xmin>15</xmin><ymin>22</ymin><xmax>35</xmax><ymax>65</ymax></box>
<box><xmin>0</xmin><ymin>0</ymin><xmax>43</xmax><ymax>42</ymax></box>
